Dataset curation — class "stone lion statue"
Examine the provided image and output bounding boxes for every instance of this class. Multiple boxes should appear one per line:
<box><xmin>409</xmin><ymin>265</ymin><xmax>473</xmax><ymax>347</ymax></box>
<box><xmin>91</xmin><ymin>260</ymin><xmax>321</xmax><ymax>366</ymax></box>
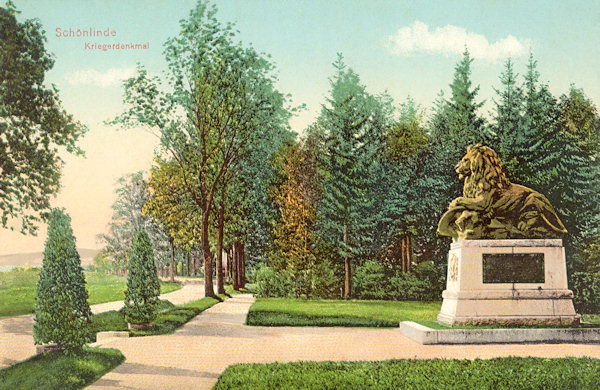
<box><xmin>438</xmin><ymin>144</ymin><xmax>567</xmax><ymax>240</ymax></box>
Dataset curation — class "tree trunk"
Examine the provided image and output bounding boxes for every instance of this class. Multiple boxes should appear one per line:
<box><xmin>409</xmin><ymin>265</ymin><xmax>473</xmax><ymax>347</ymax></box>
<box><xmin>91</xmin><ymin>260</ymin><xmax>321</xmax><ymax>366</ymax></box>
<box><xmin>193</xmin><ymin>249</ymin><xmax>199</xmax><ymax>277</ymax></box>
<box><xmin>401</xmin><ymin>236</ymin><xmax>406</xmax><ymax>273</ymax></box>
<box><xmin>202</xmin><ymin>210</ymin><xmax>216</xmax><ymax>297</ymax></box>
<box><xmin>170</xmin><ymin>238</ymin><xmax>175</xmax><ymax>282</ymax></box>
<box><xmin>241</xmin><ymin>242</ymin><xmax>246</xmax><ymax>288</ymax></box>
<box><xmin>187</xmin><ymin>251</ymin><xmax>191</xmax><ymax>277</ymax></box>
<box><xmin>407</xmin><ymin>236</ymin><xmax>412</xmax><ymax>273</ymax></box>
<box><xmin>343</xmin><ymin>225</ymin><xmax>351</xmax><ymax>298</ymax></box>
<box><xmin>232</xmin><ymin>241</ymin><xmax>239</xmax><ymax>290</ymax></box>
<box><xmin>228</xmin><ymin>248</ymin><xmax>233</xmax><ymax>280</ymax></box>
<box><xmin>216</xmin><ymin>189</ymin><xmax>226</xmax><ymax>294</ymax></box>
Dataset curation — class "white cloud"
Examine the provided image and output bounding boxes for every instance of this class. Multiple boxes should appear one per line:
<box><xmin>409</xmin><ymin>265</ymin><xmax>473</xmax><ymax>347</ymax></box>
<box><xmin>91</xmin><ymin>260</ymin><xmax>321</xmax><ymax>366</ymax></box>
<box><xmin>387</xmin><ymin>21</ymin><xmax>528</xmax><ymax>61</ymax></box>
<box><xmin>67</xmin><ymin>67</ymin><xmax>136</xmax><ymax>87</ymax></box>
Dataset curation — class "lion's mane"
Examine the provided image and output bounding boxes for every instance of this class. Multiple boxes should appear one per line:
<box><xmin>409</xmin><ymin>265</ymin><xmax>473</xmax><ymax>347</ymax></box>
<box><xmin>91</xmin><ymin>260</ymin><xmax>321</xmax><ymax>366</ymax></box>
<box><xmin>459</xmin><ymin>144</ymin><xmax>510</xmax><ymax>199</ymax></box>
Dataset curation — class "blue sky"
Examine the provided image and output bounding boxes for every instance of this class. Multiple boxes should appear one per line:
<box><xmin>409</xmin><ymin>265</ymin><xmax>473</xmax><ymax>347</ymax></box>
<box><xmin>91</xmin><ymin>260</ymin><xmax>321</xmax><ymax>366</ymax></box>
<box><xmin>1</xmin><ymin>0</ymin><xmax>598</xmax><ymax>254</ymax></box>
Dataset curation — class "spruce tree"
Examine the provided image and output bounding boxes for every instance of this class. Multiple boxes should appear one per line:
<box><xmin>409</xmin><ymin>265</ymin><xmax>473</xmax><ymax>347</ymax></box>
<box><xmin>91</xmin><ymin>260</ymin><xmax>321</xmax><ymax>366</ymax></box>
<box><xmin>34</xmin><ymin>208</ymin><xmax>92</xmax><ymax>351</ymax></box>
<box><xmin>123</xmin><ymin>229</ymin><xmax>160</xmax><ymax>325</ymax></box>
<box><xmin>317</xmin><ymin>54</ymin><xmax>391</xmax><ymax>297</ymax></box>
<box><xmin>416</xmin><ymin>50</ymin><xmax>488</xmax><ymax>278</ymax></box>
<box><xmin>446</xmin><ymin>48</ymin><xmax>487</xmax><ymax>147</ymax></box>
<box><xmin>491</xmin><ymin>58</ymin><xmax>529</xmax><ymax>180</ymax></box>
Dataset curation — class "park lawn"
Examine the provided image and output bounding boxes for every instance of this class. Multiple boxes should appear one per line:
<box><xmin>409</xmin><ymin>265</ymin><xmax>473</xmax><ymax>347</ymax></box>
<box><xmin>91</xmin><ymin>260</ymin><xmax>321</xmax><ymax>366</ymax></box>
<box><xmin>92</xmin><ymin>296</ymin><xmax>225</xmax><ymax>337</ymax></box>
<box><xmin>246</xmin><ymin>298</ymin><xmax>440</xmax><ymax>327</ymax></box>
<box><xmin>214</xmin><ymin>357</ymin><xmax>600</xmax><ymax>389</ymax></box>
<box><xmin>0</xmin><ymin>268</ymin><xmax>182</xmax><ymax>317</ymax></box>
<box><xmin>0</xmin><ymin>347</ymin><xmax>124</xmax><ymax>390</ymax></box>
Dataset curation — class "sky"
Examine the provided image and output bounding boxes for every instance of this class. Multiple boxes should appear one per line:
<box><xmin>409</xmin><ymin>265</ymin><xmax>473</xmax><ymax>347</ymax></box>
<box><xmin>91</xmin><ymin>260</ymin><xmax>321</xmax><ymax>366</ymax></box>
<box><xmin>1</xmin><ymin>0</ymin><xmax>599</xmax><ymax>255</ymax></box>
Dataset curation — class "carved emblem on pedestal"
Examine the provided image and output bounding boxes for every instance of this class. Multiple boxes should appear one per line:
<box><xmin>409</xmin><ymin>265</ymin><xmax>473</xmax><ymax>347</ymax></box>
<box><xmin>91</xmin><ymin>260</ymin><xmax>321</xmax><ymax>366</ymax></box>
<box><xmin>449</xmin><ymin>253</ymin><xmax>458</xmax><ymax>281</ymax></box>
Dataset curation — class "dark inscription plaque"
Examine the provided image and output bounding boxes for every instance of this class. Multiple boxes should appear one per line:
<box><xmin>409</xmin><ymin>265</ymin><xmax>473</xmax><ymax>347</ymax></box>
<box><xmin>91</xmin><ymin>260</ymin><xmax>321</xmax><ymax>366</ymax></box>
<box><xmin>482</xmin><ymin>253</ymin><xmax>545</xmax><ymax>284</ymax></box>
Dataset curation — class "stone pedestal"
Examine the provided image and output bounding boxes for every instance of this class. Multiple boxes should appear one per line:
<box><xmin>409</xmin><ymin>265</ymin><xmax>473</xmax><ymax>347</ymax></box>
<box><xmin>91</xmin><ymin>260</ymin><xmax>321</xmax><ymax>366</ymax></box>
<box><xmin>437</xmin><ymin>239</ymin><xmax>580</xmax><ymax>326</ymax></box>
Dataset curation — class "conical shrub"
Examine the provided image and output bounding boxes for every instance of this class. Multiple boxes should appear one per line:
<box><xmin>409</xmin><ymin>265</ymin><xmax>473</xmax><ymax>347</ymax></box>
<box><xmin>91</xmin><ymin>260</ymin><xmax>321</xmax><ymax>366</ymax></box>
<box><xmin>34</xmin><ymin>208</ymin><xmax>92</xmax><ymax>351</ymax></box>
<box><xmin>123</xmin><ymin>229</ymin><xmax>160</xmax><ymax>324</ymax></box>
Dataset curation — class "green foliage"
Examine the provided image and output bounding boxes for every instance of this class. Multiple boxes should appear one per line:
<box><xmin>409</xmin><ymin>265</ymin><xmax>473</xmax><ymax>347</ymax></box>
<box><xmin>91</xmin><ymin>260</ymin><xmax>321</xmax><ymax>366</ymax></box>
<box><xmin>446</xmin><ymin>48</ymin><xmax>488</xmax><ymax>146</ymax></box>
<box><xmin>389</xmin><ymin>273</ymin><xmax>437</xmax><ymax>301</ymax></box>
<box><xmin>316</xmin><ymin>54</ymin><xmax>394</xmax><ymax>296</ymax></box>
<box><xmin>214</xmin><ymin>357</ymin><xmax>600</xmax><ymax>390</ymax></box>
<box><xmin>386</xmin><ymin>96</ymin><xmax>428</xmax><ymax>164</ymax></box>
<box><xmin>99</xmin><ymin>172</ymin><xmax>172</xmax><ymax>273</ymax></box>
<box><xmin>352</xmin><ymin>261</ymin><xmax>388</xmax><ymax>299</ymax></box>
<box><xmin>0</xmin><ymin>4</ymin><xmax>87</xmax><ymax>235</ymax></box>
<box><xmin>0</xmin><ymin>346</ymin><xmax>124</xmax><ymax>390</ymax></box>
<box><xmin>310</xmin><ymin>258</ymin><xmax>339</xmax><ymax>299</ymax></box>
<box><xmin>246</xmin><ymin>298</ymin><xmax>440</xmax><ymax>327</ymax></box>
<box><xmin>254</xmin><ymin>265</ymin><xmax>294</xmax><ymax>298</ymax></box>
<box><xmin>571</xmin><ymin>272</ymin><xmax>600</xmax><ymax>314</ymax></box>
<box><xmin>111</xmin><ymin>0</ymin><xmax>292</xmax><ymax>297</ymax></box>
<box><xmin>490</xmin><ymin>55</ymin><xmax>600</xmax><ymax>272</ymax></box>
<box><xmin>34</xmin><ymin>209</ymin><xmax>92</xmax><ymax>351</ymax></box>
<box><xmin>353</xmin><ymin>261</ymin><xmax>442</xmax><ymax>301</ymax></box>
<box><xmin>558</xmin><ymin>85</ymin><xmax>600</xmax><ymax>158</ymax></box>
<box><xmin>122</xmin><ymin>229</ymin><xmax>160</xmax><ymax>324</ymax></box>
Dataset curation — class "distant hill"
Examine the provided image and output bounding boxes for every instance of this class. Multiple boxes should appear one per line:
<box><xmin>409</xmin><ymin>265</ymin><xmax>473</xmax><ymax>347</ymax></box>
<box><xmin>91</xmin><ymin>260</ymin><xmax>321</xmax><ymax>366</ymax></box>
<box><xmin>0</xmin><ymin>248</ymin><xmax>100</xmax><ymax>268</ymax></box>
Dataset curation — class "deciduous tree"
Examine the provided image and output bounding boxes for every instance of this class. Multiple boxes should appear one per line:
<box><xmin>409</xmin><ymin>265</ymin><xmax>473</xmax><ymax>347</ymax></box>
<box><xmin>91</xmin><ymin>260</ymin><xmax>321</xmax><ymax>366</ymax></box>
<box><xmin>0</xmin><ymin>4</ymin><xmax>86</xmax><ymax>234</ymax></box>
<box><xmin>111</xmin><ymin>1</ymin><xmax>290</xmax><ymax>297</ymax></box>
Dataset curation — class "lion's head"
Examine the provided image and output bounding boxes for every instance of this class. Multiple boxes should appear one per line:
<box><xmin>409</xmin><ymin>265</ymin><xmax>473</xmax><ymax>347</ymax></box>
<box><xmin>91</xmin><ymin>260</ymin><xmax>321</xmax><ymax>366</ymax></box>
<box><xmin>456</xmin><ymin>144</ymin><xmax>510</xmax><ymax>198</ymax></box>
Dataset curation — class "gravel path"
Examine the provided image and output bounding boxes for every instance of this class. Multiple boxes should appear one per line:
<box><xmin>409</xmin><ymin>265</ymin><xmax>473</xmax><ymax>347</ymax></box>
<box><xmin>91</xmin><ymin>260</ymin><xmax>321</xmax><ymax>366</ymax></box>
<box><xmin>87</xmin><ymin>294</ymin><xmax>600</xmax><ymax>390</ymax></box>
<box><xmin>0</xmin><ymin>283</ymin><xmax>206</xmax><ymax>369</ymax></box>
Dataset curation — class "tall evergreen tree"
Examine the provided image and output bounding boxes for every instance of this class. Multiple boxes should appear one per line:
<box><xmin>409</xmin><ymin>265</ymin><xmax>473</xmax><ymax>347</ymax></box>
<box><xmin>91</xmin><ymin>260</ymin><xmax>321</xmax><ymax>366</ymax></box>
<box><xmin>554</xmin><ymin>86</ymin><xmax>600</xmax><ymax>271</ymax></box>
<box><xmin>123</xmin><ymin>229</ymin><xmax>161</xmax><ymax>325</ymax></box>
<box><xmin>446</xmin><ymin>48</ymin><xmax>487</xmax><ymax>147</ymax></box>
<box><xmin>492</xmin><ymin>54</ymin><xmax>600</xmax><ymax>273</ymax></box>
<box><xmin>418</xmin><ymin>50</ymin><xmax>488</xmax><ymax>269</ymax></box>
<box><xmin>317</xmin><ymin>54</ymin><xmax>392</xmax><ymax>297</ymax></box>
<box><xmin>34</xmin><ymin>208</ymin><xmax>92</xmax><ymax>351</ymax></box>
<box><xmin>491</xmin><ymin>58</ymin><xmax>529</xmax><ymax>179</ymax></box>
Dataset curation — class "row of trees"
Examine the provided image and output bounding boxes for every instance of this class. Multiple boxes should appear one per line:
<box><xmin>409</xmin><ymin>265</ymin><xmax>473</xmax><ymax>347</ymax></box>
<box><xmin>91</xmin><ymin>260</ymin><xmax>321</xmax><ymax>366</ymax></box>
<box><xmin>264</xmin><ymin>49</ymin><xmax>600</xmax><ymax>299</ymax></box>
<box><xmin>98</xmin><ymin>1</ymin><xmax>600</xmax><ymax>301</ymax></box>
<box><xmin>99</xmin><ymin>1</ymin><xmax>293</xmax><ymax>298</ymax></box>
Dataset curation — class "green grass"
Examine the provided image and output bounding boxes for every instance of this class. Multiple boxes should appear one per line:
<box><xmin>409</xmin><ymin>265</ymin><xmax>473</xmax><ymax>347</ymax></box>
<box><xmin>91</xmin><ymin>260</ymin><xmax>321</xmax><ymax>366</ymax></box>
<box><xmin>0</xmin><ymin>347</ymin><xmax>124</xmax><ymax>390</ymax></box>
<box><xmin>246</xmin><ymin>298</ymin><xmax>440</xmax><ymax>327</ymax></box>
<box><xmin>0</xmin><ymin>268</ymin><xmax>182</xmax><ymax>317</ymax></box>
<box><xmin>214</xmin><ymin>357</ymin><xmax>600</xmax><ymax>389</ymax></box>
<box><xmin>92</xmin><ymin>296</ymin><xmax>224</xmax><ymax>337</ymax></box>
